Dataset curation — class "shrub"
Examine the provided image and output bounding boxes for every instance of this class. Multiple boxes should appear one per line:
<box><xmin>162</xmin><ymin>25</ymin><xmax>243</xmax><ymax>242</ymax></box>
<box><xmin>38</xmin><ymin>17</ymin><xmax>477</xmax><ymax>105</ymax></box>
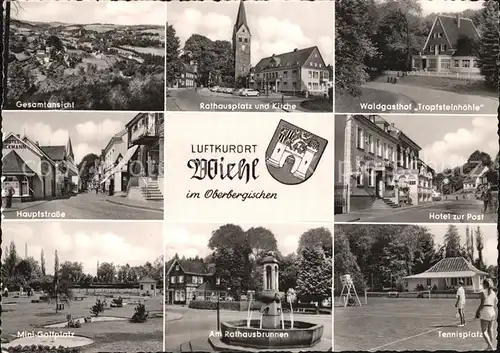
<box><xmin>110</xmin><ymin>297</ymin><xmax>123</xmax><ymax>308</ymax></box>
<box><xmin>67</xmin><ymin>319</ymin><xmax>81</xmax><ymax>328</ymax></box>
<box><xmin>7</xmin><ymin>345</ymin><xmax>80</xmax><ymax>352</ymax></box>
<box><xmin>188</xmin><ymin>300</ymin><xmax>248</xmax><ymax>311</ymax></box>
<box><xmin>130</xmin><ymin>303</ymin><xmax>148</xmax><ymax>323</ymax></box>
<box><xmin>89</xmin><ymin>299</ymin><xmax>105</xmax><ymax>317</ymax></box>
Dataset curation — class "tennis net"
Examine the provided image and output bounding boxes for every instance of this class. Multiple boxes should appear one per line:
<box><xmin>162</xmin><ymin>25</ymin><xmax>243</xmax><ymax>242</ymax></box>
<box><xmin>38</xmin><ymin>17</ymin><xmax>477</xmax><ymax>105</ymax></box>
<box><xmin>364</xmin><ymin>290</ymin><xmax>431</xmax><ymax>304</ymax></box>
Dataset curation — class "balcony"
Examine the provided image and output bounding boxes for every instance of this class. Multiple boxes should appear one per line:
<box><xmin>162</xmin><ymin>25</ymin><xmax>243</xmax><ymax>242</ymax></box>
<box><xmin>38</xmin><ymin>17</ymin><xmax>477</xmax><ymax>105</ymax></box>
<box><xmin>129</xmin><ymin>115</ymin><xmax>163</xmax><ymax>145</ymax></box>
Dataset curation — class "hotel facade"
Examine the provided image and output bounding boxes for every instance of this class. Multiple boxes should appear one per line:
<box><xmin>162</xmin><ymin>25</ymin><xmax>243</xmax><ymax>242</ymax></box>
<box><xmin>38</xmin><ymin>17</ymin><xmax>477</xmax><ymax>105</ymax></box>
<box><xmin>335</xmin><ymin>115</ymin><xmax>435</xmax><ymax>214</ymax></box>
<box><xmin>2</xmin><ymin>133</ymin><xmax>79</xmax><ymax>201</ymax></box>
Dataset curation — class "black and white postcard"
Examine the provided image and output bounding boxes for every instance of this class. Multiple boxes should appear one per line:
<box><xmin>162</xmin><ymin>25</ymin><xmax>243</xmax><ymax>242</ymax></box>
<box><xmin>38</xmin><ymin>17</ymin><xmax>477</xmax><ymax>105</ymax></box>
<box><xmin>1</xmin><ymin>221</ymin><xmax>164</xmax><ymax>353</ymax></box>
<box><xmin>165</xmin><ymin>222</ymin><xmax>333</xmax><ymax>352</ymax></box>
<box><xmin>334</xmin><ymin>114</ymin><xmax>498</xmax><ymax>223</ymax></box>
<box><xmin>166</xmin><ymin>0</ymin><xmax>333</xmax><ymax>113</ymax></box>
<box><xmin>1</xmin><ymin>112</ymin><xmax>164</xmax><ymax>220</ymax></box>
<box><xmin>4</xmin><ymin>1</ymin><xmax>165</xmax><ymax>111</ymax></box>
<box><xmin>334</xmin><ymin>223</ymin><xmax>498</xmax><ymax>351</ymax></box>
<box><xmin>335</xmin><ymin>0</ymin><xmax>499</xmax><ymax>114</ymax></box>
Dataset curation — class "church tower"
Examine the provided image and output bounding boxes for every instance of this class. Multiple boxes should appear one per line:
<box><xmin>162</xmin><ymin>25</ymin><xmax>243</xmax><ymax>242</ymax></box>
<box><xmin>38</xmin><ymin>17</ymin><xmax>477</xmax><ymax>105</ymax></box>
<box><xmin>232</xmin><ymin>0</ymin><xmax>251</xmax><ymax>82</ymax></box>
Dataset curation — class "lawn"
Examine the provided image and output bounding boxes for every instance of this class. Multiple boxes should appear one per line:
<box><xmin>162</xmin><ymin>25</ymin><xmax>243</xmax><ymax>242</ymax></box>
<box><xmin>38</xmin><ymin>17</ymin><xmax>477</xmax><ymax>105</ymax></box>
<box><xmin>374</xmin><ymin>75</ymin><xmax>498</xmax><ymax>98</ymax></box>
<box><xmin>300</xmin><ymin>97</ymin><xmax>333</xmax><ymax>112</ymax></box>
<box><xmin>334</xmin><ymin>296</ymin><xmax>497</xmax><ymax>351</ymax></box>
<box><xmin>2</xmin><ymin>294</ymin><xmax>163</xmax><ymax>353</ymax></box>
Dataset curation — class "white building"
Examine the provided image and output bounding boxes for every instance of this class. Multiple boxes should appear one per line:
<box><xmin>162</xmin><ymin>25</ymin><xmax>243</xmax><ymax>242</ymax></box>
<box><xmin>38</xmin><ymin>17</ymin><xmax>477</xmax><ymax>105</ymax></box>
<box><xmin>101</xmin><ymin>129</ymin><xmax>129</xmax><ymax>194</ymax></box>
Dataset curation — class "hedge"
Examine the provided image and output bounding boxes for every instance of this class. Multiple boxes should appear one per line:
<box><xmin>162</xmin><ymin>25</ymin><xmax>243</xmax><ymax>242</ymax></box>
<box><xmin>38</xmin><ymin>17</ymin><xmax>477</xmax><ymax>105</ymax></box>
<box><xmin>188</xmin><ymin>300</ymin><xmax>261</xmax><ymax>311</ymax></box>
<box><xmin>7</xmin><ymin>345</ymin><xmax>80</xmax><ymax>352</ymax></box>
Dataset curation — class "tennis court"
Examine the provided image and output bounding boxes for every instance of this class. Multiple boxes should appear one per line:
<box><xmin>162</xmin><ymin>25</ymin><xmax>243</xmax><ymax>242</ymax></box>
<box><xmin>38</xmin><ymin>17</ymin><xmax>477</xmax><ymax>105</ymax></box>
<box><xmin>334</xmin><ymin>296</ymin><xmax>497</xmax><ymax>351</ymax></box>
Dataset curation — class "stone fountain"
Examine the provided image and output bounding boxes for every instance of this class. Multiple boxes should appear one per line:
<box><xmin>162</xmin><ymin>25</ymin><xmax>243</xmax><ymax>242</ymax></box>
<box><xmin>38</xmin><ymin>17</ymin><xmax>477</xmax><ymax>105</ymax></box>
<box><xmin>208</xmin><ymin>251</ymin><xmax>331</xmax><ymax>351</ymax></box>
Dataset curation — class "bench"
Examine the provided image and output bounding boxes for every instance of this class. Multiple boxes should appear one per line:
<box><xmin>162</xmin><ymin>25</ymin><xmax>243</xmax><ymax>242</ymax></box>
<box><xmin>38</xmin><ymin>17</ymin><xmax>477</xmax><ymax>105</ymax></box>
<box><xmin>73</xmin><ymin>296</ymin><xmax>85</xmax><ymax>301</ymax></box>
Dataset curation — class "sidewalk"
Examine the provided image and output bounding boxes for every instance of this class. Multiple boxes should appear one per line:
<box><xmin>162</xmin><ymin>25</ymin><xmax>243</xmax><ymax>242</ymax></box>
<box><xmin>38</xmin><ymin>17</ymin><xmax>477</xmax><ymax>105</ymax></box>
<box><xmin>334</xmin><ymin>200</ymin><xmax>451</xmax><ymax>222</ymax></box>
<box><xmin>100</xmin><ymin>195</ymin><xmax>163</xmax><ymax>212</ymax></box>
<box><xmin>2</xmin><ymin>199</ymin><xmax>50</xmax><ymax>213</ymax></box>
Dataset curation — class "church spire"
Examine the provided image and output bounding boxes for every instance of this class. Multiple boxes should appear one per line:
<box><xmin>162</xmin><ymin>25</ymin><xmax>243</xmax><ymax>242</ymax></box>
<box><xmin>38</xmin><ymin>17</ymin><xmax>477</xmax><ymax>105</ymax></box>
<box><xmin>234</xmin><ymin>0</ymin><xmax>250</xmax><ymax>35</ymax></box>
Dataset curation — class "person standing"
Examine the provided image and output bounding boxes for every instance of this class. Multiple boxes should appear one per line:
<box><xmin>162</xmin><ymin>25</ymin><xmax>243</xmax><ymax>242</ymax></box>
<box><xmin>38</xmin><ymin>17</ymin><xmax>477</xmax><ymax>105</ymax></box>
<box><xmin>481</xmin><ymin>186</ymin><xmax>491</xmax><ymax>213</ymax></box>
<box><xmin>455</xmin><ymin>280</ymin><xmax>466</xmax><ymax>327</ymax></box>
<box><xmin>476</xmin><ymin>278</ymin><xmax>497</xmax><ymax>351</ymax></box>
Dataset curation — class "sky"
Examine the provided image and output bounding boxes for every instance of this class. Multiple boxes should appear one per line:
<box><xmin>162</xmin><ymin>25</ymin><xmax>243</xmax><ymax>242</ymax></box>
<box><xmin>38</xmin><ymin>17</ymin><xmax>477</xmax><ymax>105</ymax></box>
<box><xmin>2</xmin><ymin>112</ymin><xmax>145</xmax><ymax>165</ymax></box>
<box><xmin>2</xmin><ymin>221</ymin><xmax>163</xmax><ymax>276</ymax></box>
<box><xmin>165</xmin><ymin>223</ymin><xmax>332</xmax><ymax>260</ymax></box>
<box><xmin>14</xmin><ymin>1</ymin><xmax>166</xmax><ymax>26</ymax></box>
<box><xmin>426</xmin><ymin>224</ymin><xmax>497</xmax><ymax>266</ymax></box>
<box><xmin>380</xmin><ymin>115</ymin><xmax>497</xmax><ymax>172</ymax></box>
<box><xmin>167</xmin><ymin>0</ymin><xmax>333</xmax><ymax>66</ymax></box>
<box><xmin>418</xmin><ymin>0</ymin><xmax>486</xmax><ymax>15</ymax></box>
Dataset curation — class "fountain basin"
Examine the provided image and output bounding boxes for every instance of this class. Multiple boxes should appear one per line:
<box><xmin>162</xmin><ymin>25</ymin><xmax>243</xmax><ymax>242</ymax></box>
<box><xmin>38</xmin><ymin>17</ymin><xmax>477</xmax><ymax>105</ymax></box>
<box><xmin>2</xmin><ymin>335</ymin><xmax>94</xmax><ymax>349</ymax></box>
<box><xmin>219</xmin><ymin>319</ymin><xmax>323</xmax><ymax>349</ymax></box>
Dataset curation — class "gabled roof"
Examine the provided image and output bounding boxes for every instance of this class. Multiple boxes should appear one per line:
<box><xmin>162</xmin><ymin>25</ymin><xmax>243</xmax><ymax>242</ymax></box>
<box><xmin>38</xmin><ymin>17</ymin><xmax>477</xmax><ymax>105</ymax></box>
<box><xmin>233</xmin><ymin>0</ymin><xmax>250</xmax><ymax>36</ymax></box>
<box><xmin>2</xmin><ymin>150</ymin><xmax>36</xmax><ymax>175</ymax></box>
<box><xmin>423</xmin><ymin>15</ymin><xmax>480</xmax><ymax>52</ymax></box>
<box><xmin>405</xmin><ymin>257</ymin><xmax>488</xmax><ymax>279</ymax></box>
<box><xmin>40</xmin><ymin>145</ymin><xmax>66</xmax><ymax>161</ymax></box>
<box><xmin>166</xmin><ymin>257</ymin><xmax>214</xmax><ymax>276</ymax></box>
<box><xmin>182</xmin><ymin>62</ymin><xmax>197</xmax><ymax>74</ymax></box>
<box><xmin>463</xmin><ymin>165</ymin><xmax>489</xmax><ymax>183</ymax></box>
<box><xmin>254</xmin><ymin>46</ymin><xmax>322</xmax><ymax>72</ymax></box>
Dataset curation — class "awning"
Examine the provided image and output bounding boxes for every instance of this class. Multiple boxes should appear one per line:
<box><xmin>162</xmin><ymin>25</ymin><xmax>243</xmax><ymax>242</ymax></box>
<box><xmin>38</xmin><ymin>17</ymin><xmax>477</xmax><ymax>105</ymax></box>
<box><xmin>109</xmin><ymin>145</ymin><xmax>139</xmax><ymax>175</ymax></box>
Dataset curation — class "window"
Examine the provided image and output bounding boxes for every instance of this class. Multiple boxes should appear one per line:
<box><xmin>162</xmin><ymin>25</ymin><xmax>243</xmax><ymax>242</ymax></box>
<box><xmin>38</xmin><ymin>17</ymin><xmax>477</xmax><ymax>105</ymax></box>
<box><xmin>216</xmin><ymin>278</ymin><xmax>221</xmax><ymax>285</ymax></box>
<box><xmin>319</xmin><ymin>63</ymin><xmax>322</xmax><ymax>68</ymax></box>
<box><xmin>441</xmin><ymin>59</ymin><xmax>451</xmax><ymax>69</ymax></box>
<box><xmin>175</xmin><ymin>265</ymin><xmax>179</xmax><ymax>271</ymax></box>
<box><xmin>376</xmin><ymin>139</ymin><xmax>381</xmax><ymax>156</ymax></box>
<box><xmin>368</xmin><ymin>169</ymin><xmax>374</xmax><ymax>187</ymax></box>
<box><xmin>309</xmin><ymin>61</ymin><xmax>313</xmax><ymax>66</ymax></box>
<box><xmin>307</xmin><ymin>82</ymin><xmax>312</xmax><ymax>89</ymax></box>
<box><xmin>244</xmin><ymin>38</ymin><xmax>248</xmax><ymax>43</ymax></box>
<box><xmin>462</xmin><ymin>59</ymin><xmax>471</xmax><ymax>68</ymax></box>
<box><xmin>384</xmin><ymin>143</ymin><xmax>388</xmax><ymax>159</ymax></box>
<box><xmin>151</xmin><ymin>284</ymin><xmax>154</xmax><ymax>290</ymax></box>
<box><xmin>170</xmin><ymin>276</ymin><xmax>176</xmax><ymax>284</ymax></box>
<box><xmin>426</xmin><ymin>279</ymin><xmax>432</xmax><ymax>286</ymax></box>
<box><xmin>440</xmin><ymin>44</ymin><xmax>447</xmax><ymax>52</ymax></box>
<box><xmin>473</xmin><ymin>60</ymin><xmax>478</xmax><ymax>68</ymax></box>
<box><xmin>292</xmin><ymin>70</ymin><xmax>297</xmax><ymax>78</ymax></box>
<box><xmin>192</xmin><ymin>276</ymin><xmax>197</xmax><ymax>284</ymax></box>
<box><xmin>239</xmin><ymin>37</ymin><xmax>242</xmax><ymax>42</ymax></box>
<box><xmin>429</xmin><ymin>45</ymin><xmax>435</xmax><ymax>53</ymax></box>
<box><xmin>313</xmin><ymin>71</ymin><xmax>319</xmax><ymax>79</ymax></box>
<box><xmin>308</xmin><ymin>71</ymin><xmax>312</xmax><ymax>79</ymax></box>
<box><xmin>390</xmin><ymin>146</ymin><xmax>395</xmax><ymax>162</ymax></box>
<box><xmin>438</xmin><ymin>32</ymin><xmax>443</xmax><ymax>38</ymax></box>
<box><xmin>454</xmin><ymin>59</ymin><xmax>460</xmax><ymax>68</ymax></box>
<box><xmin>356</xmin><ymin>168</ymin><xmax>364</xmax><ymax>186</ymax></box>
<box><xmin>368</xmin><ymin>135</ymin><xmax>374</xmax><ymax>153</ymax></box>
<box><xmin>198</xmin><ymin>276</ymin><xmax>203</xmax><ymax>284</ymax></box>
<box><xmin>178</xmin><ymin>275</ymin><xmax>184</xmax><ymax>283</ymax></box>
<box><xmin>356</xmin><ymin>127</ymin><xmax>364</xmax><ymax>149</ymax></box>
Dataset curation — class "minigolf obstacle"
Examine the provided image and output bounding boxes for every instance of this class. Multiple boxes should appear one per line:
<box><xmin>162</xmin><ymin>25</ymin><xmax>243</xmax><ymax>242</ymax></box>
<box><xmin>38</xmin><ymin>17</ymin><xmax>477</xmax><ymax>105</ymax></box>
<box><xmin>338</xmin><ymin>274</ymin><xmax>362</xmax><ymax>307</ymax></box>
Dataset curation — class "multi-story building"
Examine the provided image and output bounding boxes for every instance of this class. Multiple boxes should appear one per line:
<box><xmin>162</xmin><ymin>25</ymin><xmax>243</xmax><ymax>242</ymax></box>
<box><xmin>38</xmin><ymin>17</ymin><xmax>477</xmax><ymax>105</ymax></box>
<box><xmin>463</xmin><ymin>164</ymin><xmax>489</xmax><ymax>191</ymax></box>
<box><xmin>253</xmin><ymin>46</ymin><xmax>330</xmax><ymax>95</ymax></box>
<box><xmin>124</xmin><ymin>113</ymin><xmax>164</xmax><ymax>202</ymax></box>
<box><xmin>165</xmin><ymin>256</ymin><xmax>227</xmax><ymax>305</ymax></box>
<box><xmin>233</xmin><ymin>0</ymin><xmax>252</xmax><ymax>82</ymax></box>
<box><xmin>2</xmin><ymin>132</ymin><xmax>78</xmax><ymax>201</ymax></box>
<box><xmin>101</xmin><ymin>129</ymin><xmax>128</xmax><ymax>194</ymax></box>
<box><xmin>413</xmin><ymin>14</ymin><xmax>481</xmax><ymax>73</ymax></box>
<box><xmin>336</xmin><ymin>115</ymin><xmax>435</xmax><ymax>213</ymax></box>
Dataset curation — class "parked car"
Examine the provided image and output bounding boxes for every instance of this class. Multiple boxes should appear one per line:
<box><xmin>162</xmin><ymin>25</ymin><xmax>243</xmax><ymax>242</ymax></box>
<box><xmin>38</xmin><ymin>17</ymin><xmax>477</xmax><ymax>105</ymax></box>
<box><xmin>210</xmin><ymin>86</ymin><xmax>220</xmax><ymax>92</ymax></box>
<box><xmin>239</xmin><ymin>88</ymin><xmax>259</xmax><ymax>96</ymax></box>
<box><xmin>232</xmin><ymin>88</ymin><xmax>244</xmax><ymax>95</ymax></box>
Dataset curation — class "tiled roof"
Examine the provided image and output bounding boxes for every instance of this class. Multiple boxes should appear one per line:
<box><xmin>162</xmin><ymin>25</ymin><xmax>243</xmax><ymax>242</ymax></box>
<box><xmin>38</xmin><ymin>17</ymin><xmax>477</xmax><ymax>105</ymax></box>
<box><xmin>167</xmin><ymin>257</ymin><xmax>214</xmax><ymax>275</ymax></box>
<box><xmin>182</xmin><ymin>63</ymin><xmax>197</xmax><ymax>74</ymax></box>
<box><xmin>40</xmin><ymin>145</ymin><xmax>66</xmax><ymax>160</ymax></box>
<box><xmin>427</xmin><ymin>257</ymin><xmax>487</xmax><ymax>274</ymax></box>
<box><xmin>2</xmin><ymin>150</ymin><xmax>36</xmax><ymax>175</ymax></box>
<box><xmin>254</xmin><ymin>46</ymin><xmax>318</xmax><ymax>72</ymax></box>
<box><xmin>438</xmin><ymin>15</ymin><xmax>480</xmax><ymax>49</ymax></box>
<box><xmin>463</xmin><ymin>165</ymin><xmax>488</xmax><ymax>183</ymax></box>
<box><xmin>138</xmin><ymin>276</ymin><xmax>155</xmax><ymax>283</ymax></box>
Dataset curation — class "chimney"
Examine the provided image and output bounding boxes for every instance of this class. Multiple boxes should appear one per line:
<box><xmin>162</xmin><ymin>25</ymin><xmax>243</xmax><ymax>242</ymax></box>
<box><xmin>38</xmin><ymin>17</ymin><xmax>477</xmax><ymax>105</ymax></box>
<box><xmin>272</xmin><ymin>54</ymin><xmax>275</xmax><ymax>57</ymax></box>
<box><xmin>457</xmin><ymin>14</ymin><xmax>461</xmax><ymax>28</ymax></box>
<box><xmin>16</xmin><ymin>134</ymin><xmax>20</xmax><ymax>138</ymax></box>
<box><xmin>36</xmin><ymin>141</ymin><xmax>39</xmax><ymax>146</ymax></box>
<box><xmin>293</xmin><ymin>48</ymin><xmax>298</xmax><ymax>52</ymax></box>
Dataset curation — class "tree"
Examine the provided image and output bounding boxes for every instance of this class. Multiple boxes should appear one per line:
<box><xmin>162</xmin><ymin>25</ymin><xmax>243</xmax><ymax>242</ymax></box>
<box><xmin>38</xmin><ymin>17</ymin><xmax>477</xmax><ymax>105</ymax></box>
<box><xmin>166</xmin><ymin>24</ymin><xmax>183</xmax><ymax>87</ymax></box>
<box><xmin>296</xmin><ymin>247</ymin><xmax>331</xmax><ymax>303</ymax></box>
<box><xmin>3</xmin><ymin>242</ymin><xmax>20</xmax><ymax>278</ymax></box>
<box><xmin>334</xmin><ymin>227</ymin><xmax>365</xmax><ymax>291</ymax></box>
<box><xmin>443</xmin><ymin>225</ymin><xmax>462</xmax><ymax>257</ymax></box>
<box><xmin>97</xmin><ymin>262</ymin><xmax>116</xmax><ymax>283</ymax></box>
<box><xmin>246</xmin><ymin>227</ymin><xmax>278</xmax><ymax>257</ymax></box>
<box><xmin>474</xmin><ymin>226</ymin><xmax>486</xmax><ymax>271</ymax></box>
<box><xmin>77</xmin><ymin>153</ymin><xmax>101</xmax><ymax>187</ymax></box>
<box><xmin>60</xmin><ymin>261</ymin><xmax>84</xmax><ymax>285</ymax></box>
<box><xmin>335</xmin><ymin>0</ymin><xmax>378</xmax><ymax>95</ymax></box>
<box><xmin>476</xmin><ymin>0</ymin><xmax>500</xmax><ymax>89</ymax></box>
<box><xmin>412</xmin><ymin>231</ymin><xmax>438</xmax><ymax>275</ymax></box>
<box><xmin>40</xmin><ymin>249</ymin><xmax>46</xmax><ymax>276</ymax></box>
<box><xmin>279</xmin><ymin>254</ymin><xmax>299</xmax><ymax>293</ymax></box>
<box><xmin>298</xmin><ymin>227</ymin><xmax>333</xmax><ymax>257</ymax></box>
<box><xmin>54</xmin><ymin>250</ymin><xmax>60</xmax><ymax>313</ymax></box>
